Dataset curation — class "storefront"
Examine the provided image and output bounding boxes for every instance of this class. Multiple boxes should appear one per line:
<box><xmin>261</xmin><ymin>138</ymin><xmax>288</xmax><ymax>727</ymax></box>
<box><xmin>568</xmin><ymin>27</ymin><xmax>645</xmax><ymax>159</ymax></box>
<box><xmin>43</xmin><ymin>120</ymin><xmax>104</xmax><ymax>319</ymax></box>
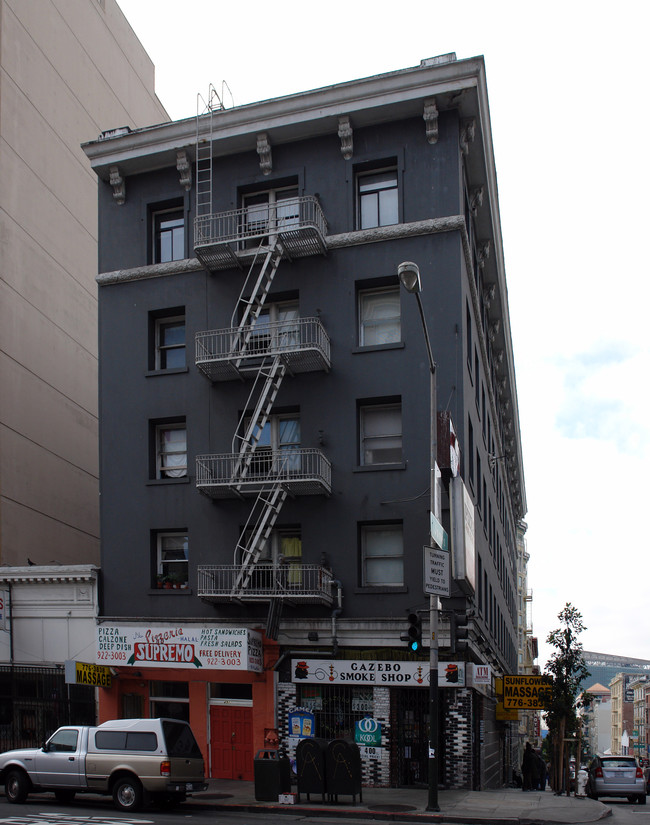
<box><xmin>276</xmin><ymin>657</ymin><xmax>490</xmax><ymax>788</ymax></box>
<box><xmin>95</xmin><ymin>622</ymin><xmax>276</xmax><ymax>780</ymax></box>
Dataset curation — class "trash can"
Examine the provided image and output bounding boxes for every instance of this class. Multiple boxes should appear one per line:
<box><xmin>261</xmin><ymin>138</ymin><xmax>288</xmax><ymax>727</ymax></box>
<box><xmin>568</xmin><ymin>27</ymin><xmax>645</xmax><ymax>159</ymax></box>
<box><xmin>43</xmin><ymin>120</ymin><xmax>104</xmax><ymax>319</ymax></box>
<box><xmin>253</xmin><ymin>749</ymin><xmax>291</xmax><ymax>801</ymax></box>
<box><xmin>296</xmin><ymin>737</ymin><xmax>328</xmax><ymax>802</ymax></box>
<box><xmin>325</xmin><ymin>738</ymin><xmax>362</xmax><ymax>803</ymax></box>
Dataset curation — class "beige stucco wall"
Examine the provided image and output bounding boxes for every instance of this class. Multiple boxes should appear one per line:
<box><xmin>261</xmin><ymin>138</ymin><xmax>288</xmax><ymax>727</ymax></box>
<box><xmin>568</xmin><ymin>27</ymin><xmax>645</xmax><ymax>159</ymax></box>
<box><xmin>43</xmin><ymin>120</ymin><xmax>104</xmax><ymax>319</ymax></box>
<box><xmin>0</xmin><ymin>0</ymin><xmax>169</xmax><ymax>565</ymax></box>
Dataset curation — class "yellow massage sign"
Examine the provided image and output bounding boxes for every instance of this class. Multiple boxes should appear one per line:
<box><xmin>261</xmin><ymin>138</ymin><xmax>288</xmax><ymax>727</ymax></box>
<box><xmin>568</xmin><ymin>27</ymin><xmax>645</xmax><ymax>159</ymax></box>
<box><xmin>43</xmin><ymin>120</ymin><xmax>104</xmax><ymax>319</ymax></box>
<box><xmin>503</xmin><ymin>675</ymin><xmax>553</xmax><ymax>709</ymax></box>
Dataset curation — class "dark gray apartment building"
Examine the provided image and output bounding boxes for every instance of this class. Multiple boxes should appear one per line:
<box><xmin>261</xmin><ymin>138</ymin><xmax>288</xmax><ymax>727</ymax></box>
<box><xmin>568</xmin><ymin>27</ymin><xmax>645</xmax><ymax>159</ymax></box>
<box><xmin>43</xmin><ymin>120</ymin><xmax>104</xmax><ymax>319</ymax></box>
<box><xmin>83</xmin><ymin>53</ymin><xmax>526</xmax><ymax>790</ymax></box>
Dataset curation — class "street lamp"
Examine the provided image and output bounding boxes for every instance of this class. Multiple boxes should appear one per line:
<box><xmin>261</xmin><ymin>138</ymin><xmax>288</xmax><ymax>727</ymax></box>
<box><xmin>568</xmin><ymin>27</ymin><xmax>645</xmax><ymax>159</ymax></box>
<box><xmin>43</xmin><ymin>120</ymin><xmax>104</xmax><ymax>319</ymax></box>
<box><xmin>398</xmin><ymin>261</ymin><xmax>440</xmax><ymax>812</ymax></box>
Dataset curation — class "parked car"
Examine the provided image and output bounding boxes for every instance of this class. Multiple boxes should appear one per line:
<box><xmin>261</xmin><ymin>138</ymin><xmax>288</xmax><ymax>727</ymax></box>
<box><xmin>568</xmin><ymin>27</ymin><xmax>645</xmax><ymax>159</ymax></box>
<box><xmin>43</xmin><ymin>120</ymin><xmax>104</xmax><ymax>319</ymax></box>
<box><xmin>586</xmin><ymin>755</ymin><xmax>647</xmax><ymax>804</ymax></box>
<box><xmin>0</xmin><ymin>718</ymin><xmax>207</xmax><ymax>811</ymax></box>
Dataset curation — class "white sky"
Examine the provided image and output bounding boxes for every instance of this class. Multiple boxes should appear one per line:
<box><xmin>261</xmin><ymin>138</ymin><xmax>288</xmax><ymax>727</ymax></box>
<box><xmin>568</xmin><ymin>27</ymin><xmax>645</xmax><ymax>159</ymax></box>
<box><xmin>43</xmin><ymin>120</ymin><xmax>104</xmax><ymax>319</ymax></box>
<box><xmin>115</xmin><ymin>0</ymin><xmax>650</xmax><ymax>673</ymax></box>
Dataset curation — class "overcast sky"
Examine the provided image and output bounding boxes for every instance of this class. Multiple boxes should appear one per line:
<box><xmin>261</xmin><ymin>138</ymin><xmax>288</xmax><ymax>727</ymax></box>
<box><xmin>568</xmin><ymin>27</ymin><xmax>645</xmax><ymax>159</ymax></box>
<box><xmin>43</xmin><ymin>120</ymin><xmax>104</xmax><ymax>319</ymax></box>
<box><xmin>115</xmin><ymin>0</ymin><xmax>650</xmax><ymax>674</ymax></box>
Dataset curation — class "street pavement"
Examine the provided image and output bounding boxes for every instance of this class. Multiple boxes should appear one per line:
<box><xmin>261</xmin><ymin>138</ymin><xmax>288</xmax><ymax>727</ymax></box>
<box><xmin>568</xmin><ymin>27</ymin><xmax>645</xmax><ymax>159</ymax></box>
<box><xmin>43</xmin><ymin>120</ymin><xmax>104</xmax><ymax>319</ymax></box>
<box><xmin>187</xmin><ymin>779</ymin><xmax>615</xmax><ymax>824</ymax></box>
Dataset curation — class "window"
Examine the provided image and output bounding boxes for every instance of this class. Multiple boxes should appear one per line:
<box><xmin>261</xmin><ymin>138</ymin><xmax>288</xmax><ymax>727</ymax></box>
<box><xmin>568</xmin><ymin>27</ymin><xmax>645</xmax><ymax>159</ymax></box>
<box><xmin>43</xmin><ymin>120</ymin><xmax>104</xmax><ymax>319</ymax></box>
<box><xmin>156</xmin><ymin>532</ymin><xmax>188</xmax><ymax>587</ymax></box>
<box><xmin>150</xmin><ymin>681</ymin><xmax>189</xmax><ymax>722</ymax></box>
<box><xmin>153</xmin><ymin>207</ymin><xmax>184</xmax><ymax>263</ymax></box>
<box><xmin>47</xmin><ymin>729</ymin><xmax>78</xmax><ymax>752</ymax></box>
<box><xmin>357</xmin><ymin>168</ymin><xmax>398</xmax><ymax>229</ymax></box>
<box><xmin>249</xmin><ymin>301</ymin><xmax>299</xmax><ymax>354</ymax></box>
<box><xmin>358</xmin><ymin>287</ymin><xmax>400</xmax><ymax>346</ymax></box>
<box><xmin>245</xmin><ymin>413</ymin><xmax>300</xmax><ymax>476</ymax></box>
<box><xmin>154</xmin><ymin>315</ymin><xmax>186</xmax><ymax>369</ymax></box>
<box><xmin>359</xmin><ymin>403</ymin><xmax>402</xmax><ymax>465</ymax></box>
<box><xmin>238</xmin><ymin>527</ymin><xmax>303</xmax><ymax>587</ymax></box>
<box><xmin>156</xmin><ymin>423</ymin><xmax>187</xmax><ymax>478</ymax></box>
<box><xmin>242</xmin><ymin>186</ymin><xmax>299</xmax><ymax>243</ymax></box>
<box><xmin>360</xmin><ymin>523</ymin><xmax>403</xmax><ymax>586</ymax></box>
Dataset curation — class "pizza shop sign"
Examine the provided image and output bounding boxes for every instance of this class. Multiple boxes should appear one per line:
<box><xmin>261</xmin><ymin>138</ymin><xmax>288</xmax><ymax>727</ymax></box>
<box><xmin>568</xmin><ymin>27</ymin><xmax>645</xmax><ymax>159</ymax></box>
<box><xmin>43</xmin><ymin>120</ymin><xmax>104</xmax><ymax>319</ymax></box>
<box><xmin>96</xmin><ymin>623</ymin><xmax>263</xmax><ymax>672</ymax></box>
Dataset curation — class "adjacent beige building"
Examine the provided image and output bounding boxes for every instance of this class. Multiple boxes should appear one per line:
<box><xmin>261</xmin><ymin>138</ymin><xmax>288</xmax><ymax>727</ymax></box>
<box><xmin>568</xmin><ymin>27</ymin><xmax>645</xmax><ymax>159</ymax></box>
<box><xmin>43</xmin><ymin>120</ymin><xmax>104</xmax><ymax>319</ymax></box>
<box><xmin>0</xmin><ymin>0</ymin><xmax>169</xmax><ymax>565</ymax></box>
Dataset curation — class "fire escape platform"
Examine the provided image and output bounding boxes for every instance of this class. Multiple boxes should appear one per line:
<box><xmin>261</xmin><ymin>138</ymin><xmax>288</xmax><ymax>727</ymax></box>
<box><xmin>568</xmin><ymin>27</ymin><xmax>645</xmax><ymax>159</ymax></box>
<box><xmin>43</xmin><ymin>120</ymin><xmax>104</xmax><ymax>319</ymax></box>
<box><xmin>196</xmin><ymin>318</ymin><xmax>330</xmax><ymax>382</ymax></box>
<box><xmin>197</xmin><ymin>564</ymin><xmax>334</xmax><ymax>605</ymax></box>
<box><xmin>193</xmin><ymin>196</ymin><xmax>327</xmax><ymax>272</ymax></box>
<box><xmin>196</xmin><ymin>449</ymin><xmax>332</xmax><ymax>499</ymax></box>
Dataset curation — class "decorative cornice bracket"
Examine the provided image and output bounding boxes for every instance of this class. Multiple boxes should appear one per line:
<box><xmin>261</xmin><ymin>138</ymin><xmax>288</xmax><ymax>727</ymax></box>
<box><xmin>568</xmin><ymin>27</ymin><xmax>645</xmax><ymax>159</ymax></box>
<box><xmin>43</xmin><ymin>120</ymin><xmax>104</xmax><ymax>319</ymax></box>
<box><xmin>109</xmin><ymin>166</ymin><xmax>125</xmax><ymax>205</ymax></box>
<box><xmin>257</xmin><ymin>133</ymin><xmax>272</xmax><ymax>175</ymax></box>
<box><xmin>338</xmin><ymin>116</ymin><xmax>353</xmax><ymax>159</ymax></box>
<box><xmin>423</xmin><ymin>98</ymin><xmax>439</xmax><ymax>144</ymax></box>
<box><xmin>176</xmin><ymin>150</ymin><xmax>192</xmax><ymax>191</ymax></box>
<box><xmin>460</xmin><ymin>118</ymin><xmax>476</xmax><ymax>156</ymax></box>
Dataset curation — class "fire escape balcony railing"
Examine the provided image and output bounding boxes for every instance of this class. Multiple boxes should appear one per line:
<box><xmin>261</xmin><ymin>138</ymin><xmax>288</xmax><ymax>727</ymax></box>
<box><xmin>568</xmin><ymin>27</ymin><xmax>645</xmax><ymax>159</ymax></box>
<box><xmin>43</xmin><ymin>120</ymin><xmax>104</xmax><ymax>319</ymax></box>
<box><xmin>196</xmin><ymin>448</ymin><xmax>331</xmax><ymax>498</ymax></box>
<box><xmin>197</xmin><ymin>563</ymin><xmax>334</xmax><ymax>604</ymax></box>
<box><xmin>196</xmin><ymin>317</ymin><xmax>331</xmax><ymax>381</ymax></box>
<box><xmin>194</xmin><ymin>196</ymin><xmax>327</xmax><ymax>271</ymax></box>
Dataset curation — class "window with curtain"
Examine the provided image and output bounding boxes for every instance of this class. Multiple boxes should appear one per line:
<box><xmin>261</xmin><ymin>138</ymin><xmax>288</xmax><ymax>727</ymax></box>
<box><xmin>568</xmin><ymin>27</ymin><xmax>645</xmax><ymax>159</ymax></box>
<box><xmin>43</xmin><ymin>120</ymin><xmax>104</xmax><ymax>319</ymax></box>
<box><xmin>156</xmin><ymin>532</ymin><xmax>188</xmax><ymax>586</ymax></box>
<box><xmin>358</xmin><ymin>287</ymin><xmax>400</xmax><ymax>346</ymax></box>
<box><xmin>359</xmin><ymin>403</ymin><xmax>402</xmax><ymax>465</ymax></box>
<box><xmin>360</xmin><ymin>524</ymin><xmax>403</xmax><ymax>586</ymax></box>
<box><xmin>156</xmin><ymin>424</ymin><xmax>187</xmax><ymax>478</ymax></box>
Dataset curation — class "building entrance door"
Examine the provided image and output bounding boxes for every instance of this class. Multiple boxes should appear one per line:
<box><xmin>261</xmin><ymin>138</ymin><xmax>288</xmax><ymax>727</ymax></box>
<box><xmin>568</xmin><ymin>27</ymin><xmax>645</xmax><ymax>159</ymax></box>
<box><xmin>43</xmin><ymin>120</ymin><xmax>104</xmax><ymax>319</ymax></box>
<box><xmin>390</xmin><ymin>688</ymin><xmax>430</xmax><ymax>786</ymax></box>
<box><xmin>209</xmin><ymin>705</ymin><xmax>253</xmax><ymax>780</ymax></box>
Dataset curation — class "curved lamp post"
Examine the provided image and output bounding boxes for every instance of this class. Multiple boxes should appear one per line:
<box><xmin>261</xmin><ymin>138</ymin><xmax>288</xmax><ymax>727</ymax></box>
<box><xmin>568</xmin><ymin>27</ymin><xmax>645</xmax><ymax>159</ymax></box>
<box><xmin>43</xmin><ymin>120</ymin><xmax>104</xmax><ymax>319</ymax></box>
<box><xmin>398</xmin><ymin>261</ymin><xmax>440</xmax><ymax>812</ymax></box>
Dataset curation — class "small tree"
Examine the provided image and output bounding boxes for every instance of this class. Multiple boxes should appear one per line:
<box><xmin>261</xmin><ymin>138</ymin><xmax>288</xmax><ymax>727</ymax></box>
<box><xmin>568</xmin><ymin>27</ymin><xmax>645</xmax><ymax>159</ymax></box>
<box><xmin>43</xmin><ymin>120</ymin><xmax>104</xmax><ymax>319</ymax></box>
<box><xmin>544</xmin><ymin>603</ymin><xmax>590</xmax><ymax>793</ymax></box>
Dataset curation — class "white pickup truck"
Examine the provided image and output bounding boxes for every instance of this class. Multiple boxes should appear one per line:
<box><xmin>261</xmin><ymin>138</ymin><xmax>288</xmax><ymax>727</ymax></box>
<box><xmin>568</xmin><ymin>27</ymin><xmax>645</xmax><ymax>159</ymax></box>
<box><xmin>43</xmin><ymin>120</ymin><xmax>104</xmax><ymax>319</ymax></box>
<box><xmin>0</xmin><ymin>718</ymin><xmax>207</xmax><ymax>811</ymax></box>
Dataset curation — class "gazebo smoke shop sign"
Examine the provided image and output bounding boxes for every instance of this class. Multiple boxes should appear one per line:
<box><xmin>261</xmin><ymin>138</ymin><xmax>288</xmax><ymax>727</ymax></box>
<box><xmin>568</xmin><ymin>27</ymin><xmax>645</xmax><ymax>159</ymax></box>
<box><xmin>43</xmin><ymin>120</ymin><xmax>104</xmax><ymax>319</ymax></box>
<box><xmin>96</xmin><ymin>623</ymin><xmax>262</xmax><ymax>672</ymax></box>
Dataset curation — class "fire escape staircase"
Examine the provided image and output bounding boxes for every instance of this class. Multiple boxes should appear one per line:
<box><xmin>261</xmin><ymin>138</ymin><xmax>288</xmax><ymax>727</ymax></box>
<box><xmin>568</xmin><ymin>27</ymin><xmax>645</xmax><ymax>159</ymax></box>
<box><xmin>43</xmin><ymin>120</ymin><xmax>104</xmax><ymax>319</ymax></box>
<box><xmin>193</xmin><ymin>105</ymin><xmax>333</xmax><ymax>622</ymax></box>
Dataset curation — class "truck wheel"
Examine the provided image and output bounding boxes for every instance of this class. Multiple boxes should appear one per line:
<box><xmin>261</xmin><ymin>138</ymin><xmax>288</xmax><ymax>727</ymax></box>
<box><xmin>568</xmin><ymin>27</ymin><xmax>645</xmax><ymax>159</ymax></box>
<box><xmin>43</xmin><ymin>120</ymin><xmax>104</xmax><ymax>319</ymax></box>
<box><xmin>112</xmin><ymin>777</ymin><xmax>143</xmax><ymax>812</ymax></box>
<box><xmin>5</xmin><ymin>769</ymin><xmax>29</xmax><ymax>804</ymax></box>
<box><xmin>54</xmin><ymin>789</ymin><xmax>77</xmax><ymax>804</ymax></box>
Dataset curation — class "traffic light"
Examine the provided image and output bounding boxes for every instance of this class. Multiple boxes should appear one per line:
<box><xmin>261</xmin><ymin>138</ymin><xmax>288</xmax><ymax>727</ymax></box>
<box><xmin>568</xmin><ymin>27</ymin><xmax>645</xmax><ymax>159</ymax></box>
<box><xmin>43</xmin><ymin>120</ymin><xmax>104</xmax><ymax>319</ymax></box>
<box><xmin>451</xmin><ymin>611</ymin><xmax>470</xmax><ymax>654</ymax></box>
<box><xmin>401</xmin><ymin>612</ymin><xmax>422</xmax><ymax>653</ymax></box>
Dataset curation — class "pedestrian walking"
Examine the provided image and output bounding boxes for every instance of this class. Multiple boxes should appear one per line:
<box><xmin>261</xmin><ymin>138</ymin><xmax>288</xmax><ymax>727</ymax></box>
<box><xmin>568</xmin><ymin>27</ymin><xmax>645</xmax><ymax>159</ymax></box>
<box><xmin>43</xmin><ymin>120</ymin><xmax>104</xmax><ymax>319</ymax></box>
<box><xmin>522</xmin><ymin>742</ymin><xmax>535</xmax><ymax>791</ymax></box>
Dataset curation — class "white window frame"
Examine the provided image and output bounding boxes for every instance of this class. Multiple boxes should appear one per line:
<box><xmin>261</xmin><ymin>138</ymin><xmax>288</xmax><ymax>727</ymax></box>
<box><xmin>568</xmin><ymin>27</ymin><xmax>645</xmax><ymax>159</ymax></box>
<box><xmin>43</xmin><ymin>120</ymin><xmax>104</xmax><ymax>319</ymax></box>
<box><xmin>249</xmin><ymin>300</ymin><xmax>299</xmax><ymax>353</ymax></box>
<box><xmin>153</xmin><ymin>207</ymin><xmax>185</xmax><ymax>263</ymax></box>
<box><xmin>242</xmin><ymin>186</ymin><xmax>300</xmax><ymax>240</ymax></box>
<box><xmin>359</xmin><ymin>403</ymin><xmax>402</xmax><ymax>466</ymax></box>
<box><xmin>358</xmin><ymin>287</ymin><xmax>401</xmax><ymax>346</ymax></box>
<box><xmin>245</xmin><ymin>412</ymin><xmax>300</xmax><ymax>475</ymax></box>
<box><xmin>156</xmin><ymin>532</ymin><xmax>188</xmax><ymax>586</ymax></box>
<box><xmin>357</xmin><ymin>167</ymin><xmax>398</xmax><ymax>230</ymax></box>
<box><xmin>155</xmin><ymin>315</ymin><xmax>186</xmax><ymax>370</ymax></box>
<box><xmin>361</xmin><ymin>524</ymin><xmax>403</xmax><ymax>586</ymax></box>
<box><xmin>156</xmin><ymin>423</ymin><xmax>187</xmax><ymax>479</ymax></box>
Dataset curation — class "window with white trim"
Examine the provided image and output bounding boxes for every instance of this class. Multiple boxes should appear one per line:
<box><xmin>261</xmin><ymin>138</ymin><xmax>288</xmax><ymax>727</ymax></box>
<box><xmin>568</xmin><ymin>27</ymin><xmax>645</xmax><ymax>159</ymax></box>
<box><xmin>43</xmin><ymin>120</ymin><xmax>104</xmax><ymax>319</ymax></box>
<box><xmin>245</xmin><ymin>413</ymin><xmax>300</xmax><ymax>476</ymax></box>
<box><xmin>153</xmin><ymin>207</ymin><xmax>185</xmax><ymax>263</ymax></box>
<box><xmin>156</xmin><ymin>532</ymin><xmax>188</xmax><ymax>587</ymax></box>
<box><xmin>154</xmin><ymin>315</ymin><xmax>186</xmax><ymax>369</ymax></box>
<box><xmin>239</xmin><ymin>527</ymin><xmax>303</xmax><ymax>587</ymax></box>
<box><xmin>156</xmin><ymin>423</ymin><xmax>187</xmax><ymax>479</ymax></box>
<box><xmin>358</xmin><ymin>287</ymin><xmax>400</xmax><ymax>346</ymax></box>
<box><xmin>249</xmin><ymin>300</ymin><xmax>299</xmax><ymax>354</ymax></box>
<box><xmin>242</xmin><ymin>186</ymin><xmax>299</xmax><ymax>242</ymax></box>
<box><xmin>360</xmin><ymin>523</ymin><xmax>403</xmax><ymax>586</ymax></box>
<box><xmin>359</xmin><ymin>403</ymin><xmax>402</xmax><ymax>465</ymax></box>
<box><xmin>357</xmin><ymin>168</ymin><xmax>398</xmax><ymax>229</ymax></box>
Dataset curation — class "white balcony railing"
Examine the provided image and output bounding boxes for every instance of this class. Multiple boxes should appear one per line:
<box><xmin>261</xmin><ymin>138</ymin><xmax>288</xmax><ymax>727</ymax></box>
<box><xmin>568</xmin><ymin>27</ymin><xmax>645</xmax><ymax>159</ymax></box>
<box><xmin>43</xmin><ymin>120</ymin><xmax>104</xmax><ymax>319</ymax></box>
<box><xmin>197</xmin><ymin>563</ymin><xmax>334</xmax><ymax>604</ymax></box>
<box><xmin>194</xmin><ymin>196</ymin><xmax>327</xmax><ymax>270</ymax></box>
<box><xmin>196</xmin><ymin>317</ymin><xmax>330</xmax><ymax>381</ymax></box>
<box><xmin>196</xmin><ymin>448</ymin><xmax>331</xmax><ymax>498</ymax></box>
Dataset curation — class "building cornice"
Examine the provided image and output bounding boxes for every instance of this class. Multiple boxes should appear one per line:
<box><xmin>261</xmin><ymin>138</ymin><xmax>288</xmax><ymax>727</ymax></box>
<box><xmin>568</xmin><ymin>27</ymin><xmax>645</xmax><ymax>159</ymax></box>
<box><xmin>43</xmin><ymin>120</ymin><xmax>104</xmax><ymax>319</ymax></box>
<box><xmin>0</xmin><ymin>564</ymin><xmax>99</xmax><ymax>584</ymax></box>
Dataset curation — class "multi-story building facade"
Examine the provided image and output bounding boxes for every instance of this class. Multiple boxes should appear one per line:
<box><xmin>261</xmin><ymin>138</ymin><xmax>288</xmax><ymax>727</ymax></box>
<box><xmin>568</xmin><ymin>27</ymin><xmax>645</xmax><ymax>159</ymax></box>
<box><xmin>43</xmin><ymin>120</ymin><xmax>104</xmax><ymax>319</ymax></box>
<box><xmin>83</xmin><ymin>54</ymin><xmax>526</xmax><ymax>789</ymax></box>
<box><xmin>610</xmin><ymin>672</ymin><xmax>636</xmax><ymax>755</ymax></box>
<box><xmin>630</xmin><ymin>676</ymin><xmax>650</xmax><ymax>762</ymax></box>
<box><xmin>580</xmin><ymin>682</ymin><xmax>611</xmax><ymax>757</ymax></box>
<box><xmin>0</xmin><ymin>0</ymin><xmax>168</xmax><ymax>568</ymax></box>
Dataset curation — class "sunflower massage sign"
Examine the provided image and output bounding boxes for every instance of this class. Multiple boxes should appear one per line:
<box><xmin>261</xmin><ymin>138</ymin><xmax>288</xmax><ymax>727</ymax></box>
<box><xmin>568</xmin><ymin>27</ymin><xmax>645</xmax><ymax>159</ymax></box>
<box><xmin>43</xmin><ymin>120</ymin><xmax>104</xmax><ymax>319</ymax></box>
<box><xmin>96</xmin><ymin>623</ymin><xmax>263</xmax><ymax>672</ymax></box>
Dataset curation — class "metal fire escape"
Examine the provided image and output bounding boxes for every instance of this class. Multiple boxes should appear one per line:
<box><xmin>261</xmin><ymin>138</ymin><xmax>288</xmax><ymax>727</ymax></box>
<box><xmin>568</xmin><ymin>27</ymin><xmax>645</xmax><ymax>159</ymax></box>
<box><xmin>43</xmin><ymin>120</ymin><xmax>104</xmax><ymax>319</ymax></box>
<box><xmin>193</xmin><ymin>100</ymin><xmax>332</xmax><ymax>634</ymax></box>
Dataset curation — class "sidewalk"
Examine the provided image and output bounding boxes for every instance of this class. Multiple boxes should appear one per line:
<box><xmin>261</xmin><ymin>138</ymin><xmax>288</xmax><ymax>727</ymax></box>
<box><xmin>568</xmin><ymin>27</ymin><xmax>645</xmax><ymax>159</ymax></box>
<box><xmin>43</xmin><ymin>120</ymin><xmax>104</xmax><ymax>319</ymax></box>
<box><xmin>187</xmin><ymin>780</ymin><xmax>614</xmax><ymax>824</ymax></box>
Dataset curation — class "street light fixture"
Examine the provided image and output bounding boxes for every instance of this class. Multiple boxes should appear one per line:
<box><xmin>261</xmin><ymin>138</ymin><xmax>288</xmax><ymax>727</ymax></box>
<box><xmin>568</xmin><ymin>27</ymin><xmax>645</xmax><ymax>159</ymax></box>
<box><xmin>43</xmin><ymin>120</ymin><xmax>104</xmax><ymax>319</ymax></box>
<box><xmin>398</xmin><ymin>260</ymin><xmax>440</xmax><ymax>812</ymax></box>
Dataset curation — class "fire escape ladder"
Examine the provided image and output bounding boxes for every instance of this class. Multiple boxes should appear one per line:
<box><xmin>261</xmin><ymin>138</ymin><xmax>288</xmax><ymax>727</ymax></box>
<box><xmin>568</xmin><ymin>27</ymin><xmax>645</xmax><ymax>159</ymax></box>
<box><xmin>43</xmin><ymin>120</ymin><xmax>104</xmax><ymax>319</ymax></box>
<box><xmin>231</xmin><ymin>484</ymin><xmax>288</xmax><ymax>596</ymax></box>
<box><xmin>230</xmin><ymin>356</ymin><xmax>286</xmax><ymax>483</ymax></box>
<box><xmin>266</xmin><ymin>598</ymin><xmax>283</xmax><ymax>641</ymax></box>
<box><xmin>229</xmin><ymin>240</ymin><xmax>283</xmax><ymax>363</ymax></box>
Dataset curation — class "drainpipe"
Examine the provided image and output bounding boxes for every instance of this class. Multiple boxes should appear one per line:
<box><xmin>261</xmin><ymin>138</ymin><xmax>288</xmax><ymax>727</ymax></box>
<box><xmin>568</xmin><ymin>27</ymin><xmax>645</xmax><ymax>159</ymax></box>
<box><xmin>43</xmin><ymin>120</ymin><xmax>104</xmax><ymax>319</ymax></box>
<box><xmin>330</xmin><ymin>580</ymin><xmax>343</xmax><ymax>656</ymax></box>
